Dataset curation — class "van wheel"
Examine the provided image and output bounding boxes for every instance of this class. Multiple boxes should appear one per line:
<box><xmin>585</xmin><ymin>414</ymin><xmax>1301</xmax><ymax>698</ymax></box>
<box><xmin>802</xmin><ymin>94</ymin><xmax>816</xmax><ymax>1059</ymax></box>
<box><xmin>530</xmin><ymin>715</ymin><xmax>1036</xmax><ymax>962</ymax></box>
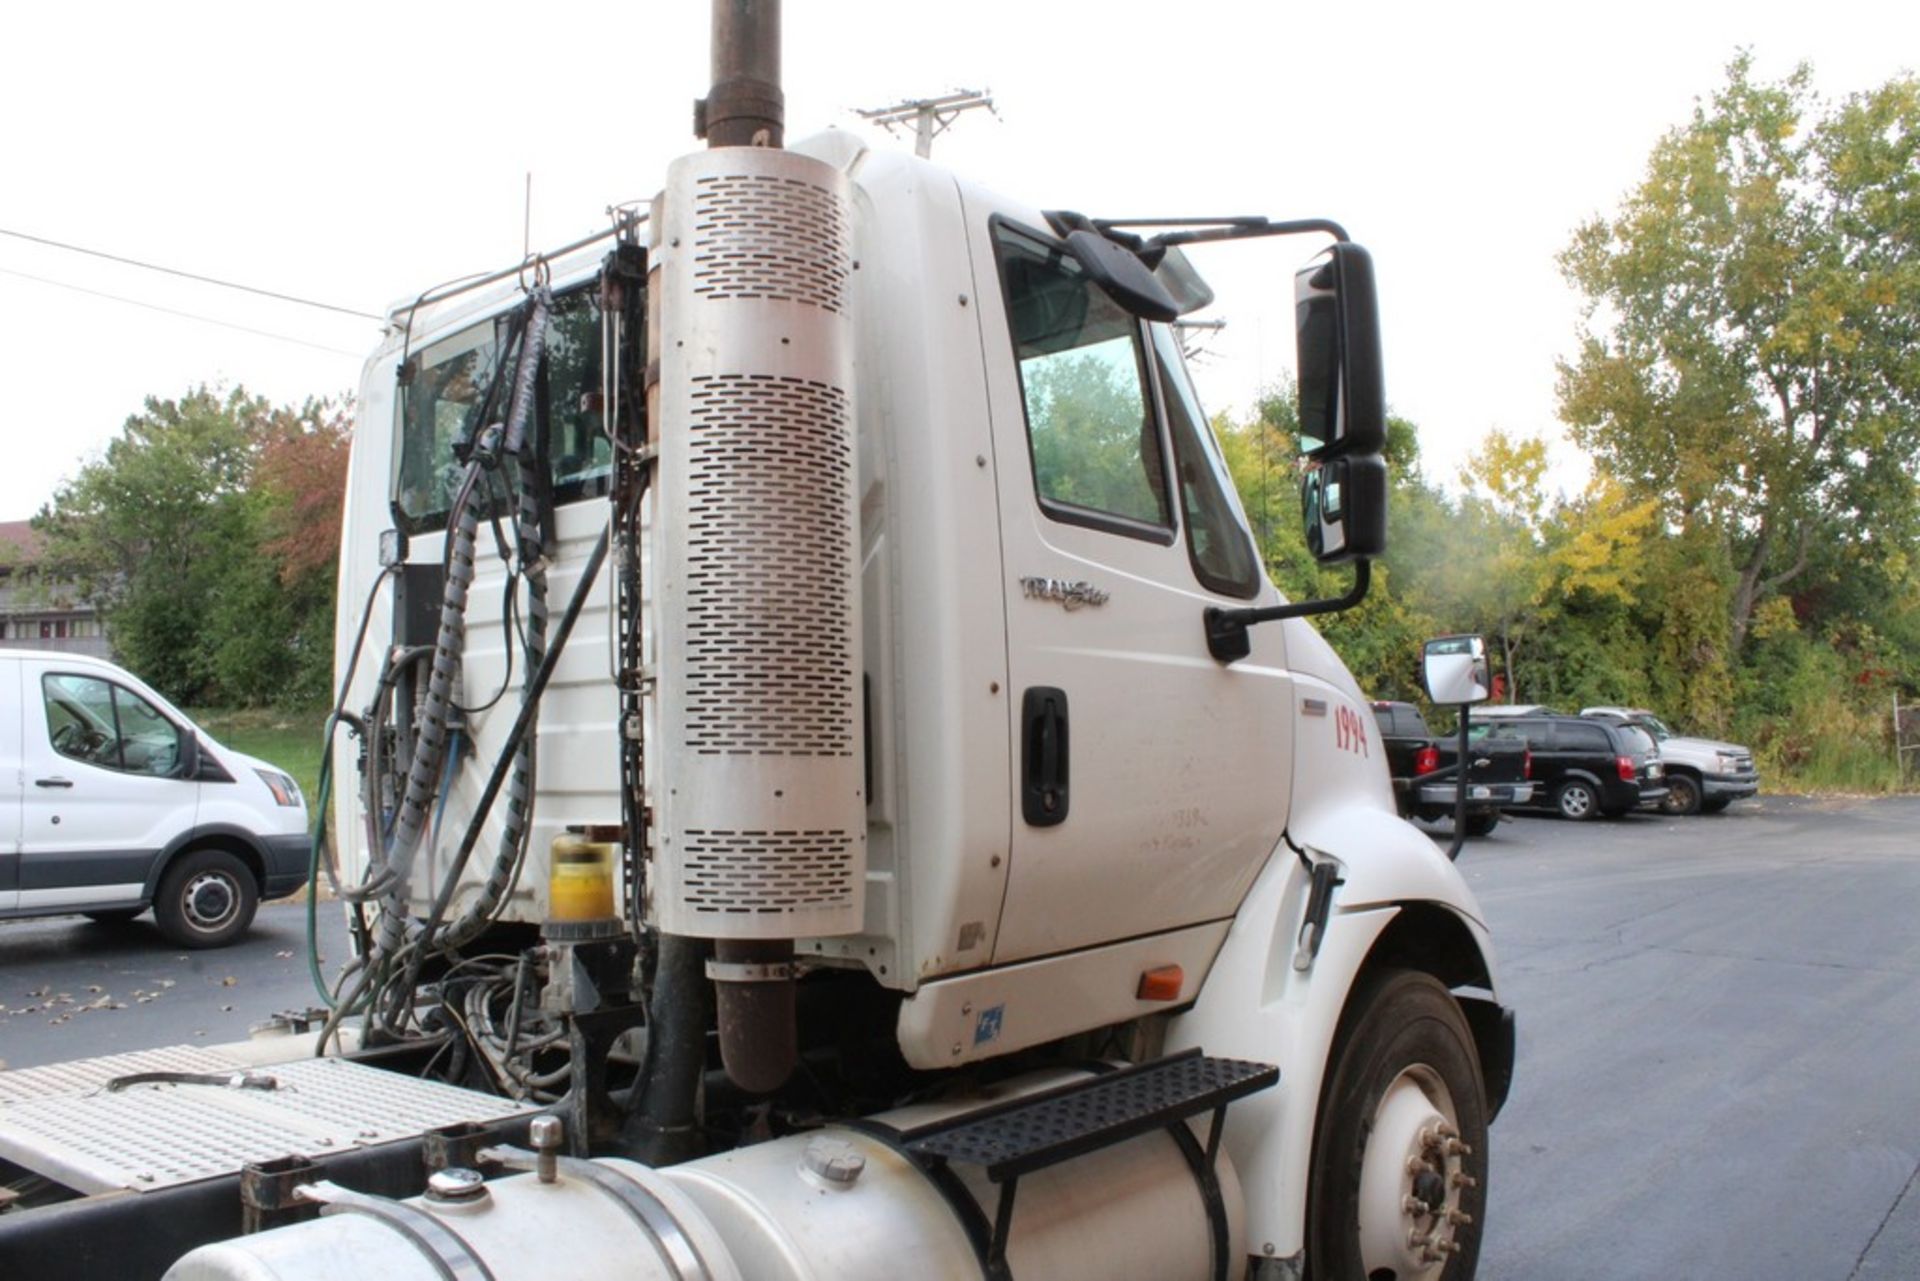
<box><xmin>1660</xmin><ymin>774</ymin><xmax>1702</xmax><ymax>816</ymax></box>
<box><xmin>154</xmin><ymin>850</ymin><xmax>258</xmax><ymax>949</ymax></box>
<box><xmin>1307</xmin><ymin>969</ymin><xmax>1488</xmax><ymax>1280</ymax></box>
<box><xmin>1554</xmin><ymin>780</ymin><xmax>1598</xmax><ymax>821</ymax></box>
<box><xmin>84</xmin><ymin>908</ymin><xmax>145</xmax><ymax>925</ymax></box>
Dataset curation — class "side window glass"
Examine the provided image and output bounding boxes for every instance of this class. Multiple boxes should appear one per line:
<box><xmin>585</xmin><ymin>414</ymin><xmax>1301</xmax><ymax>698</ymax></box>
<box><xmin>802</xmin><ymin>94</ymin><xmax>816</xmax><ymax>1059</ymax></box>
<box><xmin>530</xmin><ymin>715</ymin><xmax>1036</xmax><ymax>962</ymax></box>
<box><xmin>44</xmin><ymin>674</ymin><xmax>124</xmax><ymax>769</ymax></box>
<box><xmin>114</xmin><ymin>685</ymin><xmax>185</xmax><ymax>775</ymax></box>
<box><xmin>1150</xmin><ymin>325</ymin><xmax>1261</xmax><ymax>597</ymax></box>
<box><xmin>994</xmin><ymin>224</ymin><xmax>1172</xmax><ymax>538</ymax></box>
<box><xmin>42</xmin><ymin>675</ymin><xmax>182</xmax><ymax>775</ymax></box>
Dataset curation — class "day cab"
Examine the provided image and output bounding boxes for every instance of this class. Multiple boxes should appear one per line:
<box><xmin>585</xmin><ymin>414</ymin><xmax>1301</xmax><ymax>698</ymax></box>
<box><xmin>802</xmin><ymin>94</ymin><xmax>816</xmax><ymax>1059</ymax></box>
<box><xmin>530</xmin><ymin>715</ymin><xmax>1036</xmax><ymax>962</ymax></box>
<box><xmin>0</xmin><ymin>650</ymin><xmax>308</xmax><ymax>947</ymax></box>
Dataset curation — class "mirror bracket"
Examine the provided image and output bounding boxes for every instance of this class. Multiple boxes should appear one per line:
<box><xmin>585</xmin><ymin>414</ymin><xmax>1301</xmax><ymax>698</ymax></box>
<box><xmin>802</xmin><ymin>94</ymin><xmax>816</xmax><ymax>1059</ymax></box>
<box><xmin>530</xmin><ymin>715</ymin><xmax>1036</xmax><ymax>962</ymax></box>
<box><xmin>1204</xmin><ymin>560</ymin><xmax>1372</xmax><ymax>663</ymax></box>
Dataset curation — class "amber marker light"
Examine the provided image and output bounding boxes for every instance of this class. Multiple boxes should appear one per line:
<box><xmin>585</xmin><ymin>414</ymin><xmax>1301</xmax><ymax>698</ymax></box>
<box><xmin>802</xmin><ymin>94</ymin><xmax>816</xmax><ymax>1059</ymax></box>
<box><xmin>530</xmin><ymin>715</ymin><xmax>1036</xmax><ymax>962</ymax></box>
<box><xmin>1136</xmin><ymin>965</ymin><xmax>1185</xmax><ymax>1001</ymax></box>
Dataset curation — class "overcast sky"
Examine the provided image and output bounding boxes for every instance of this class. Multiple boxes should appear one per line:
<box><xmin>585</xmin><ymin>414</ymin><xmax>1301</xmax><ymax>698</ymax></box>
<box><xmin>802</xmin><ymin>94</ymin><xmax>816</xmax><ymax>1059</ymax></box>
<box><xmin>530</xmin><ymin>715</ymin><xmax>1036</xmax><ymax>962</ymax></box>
<box><xmin>3</xmin><ymin>1</ymin><xmax>1915</xmax><ymax>521</ymax></box>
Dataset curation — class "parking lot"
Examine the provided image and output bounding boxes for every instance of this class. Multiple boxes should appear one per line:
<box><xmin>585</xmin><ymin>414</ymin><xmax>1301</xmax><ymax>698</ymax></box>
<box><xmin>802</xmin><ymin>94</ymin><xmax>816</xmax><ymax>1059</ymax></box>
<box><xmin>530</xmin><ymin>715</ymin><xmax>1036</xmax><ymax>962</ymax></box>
<box><xmin>1465</xmin><ymin>795</ymin><xmax>1920</xmax><ymax>1279</ymax></box>
<box><xmin>3</xmin><ymin>796</ymin><xmax>1917</xmax><ymax>1277</ymax></box>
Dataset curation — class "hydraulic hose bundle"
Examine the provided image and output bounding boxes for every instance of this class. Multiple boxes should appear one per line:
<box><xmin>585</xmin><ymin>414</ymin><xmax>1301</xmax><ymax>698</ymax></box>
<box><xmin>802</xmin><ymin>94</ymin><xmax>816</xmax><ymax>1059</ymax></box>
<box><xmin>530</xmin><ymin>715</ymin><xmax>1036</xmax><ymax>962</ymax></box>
<box><xmin>321</xmin><ymin>286</ymin><xmax>563</xmax><ymax>1046</ymax></box>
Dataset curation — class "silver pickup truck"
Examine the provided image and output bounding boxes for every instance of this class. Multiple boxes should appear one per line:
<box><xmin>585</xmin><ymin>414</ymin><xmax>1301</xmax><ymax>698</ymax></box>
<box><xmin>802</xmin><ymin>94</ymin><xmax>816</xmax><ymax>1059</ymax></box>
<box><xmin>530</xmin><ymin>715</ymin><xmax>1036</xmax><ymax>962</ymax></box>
<box><xmin>1582</xmin><ymin>706</ymin><xmax>1761</xmax><ymax>816</ymax></box>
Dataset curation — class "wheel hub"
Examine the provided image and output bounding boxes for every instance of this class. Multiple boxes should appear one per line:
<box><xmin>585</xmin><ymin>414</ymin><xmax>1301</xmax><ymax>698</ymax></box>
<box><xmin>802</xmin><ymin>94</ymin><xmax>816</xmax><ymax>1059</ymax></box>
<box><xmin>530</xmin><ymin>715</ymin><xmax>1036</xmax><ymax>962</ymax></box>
<box><xmin>185</xmin><ymin>873</ymin><xmax>237</xmax><ymax>931</ymax></box>
<box><xmin>1356</xmin><ymin>1067</ymin><xmax>1473</xmax><ymax>1278</ymax></box>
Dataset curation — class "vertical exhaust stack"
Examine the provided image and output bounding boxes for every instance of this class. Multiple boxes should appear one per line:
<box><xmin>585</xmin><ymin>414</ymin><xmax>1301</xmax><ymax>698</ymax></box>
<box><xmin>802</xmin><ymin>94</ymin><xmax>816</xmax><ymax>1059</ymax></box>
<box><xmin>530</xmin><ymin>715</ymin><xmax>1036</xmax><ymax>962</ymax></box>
<box><xmin>651</xmin><ymin>0</ymin><xmax>863</xmax><ymax>1096</ymax></box>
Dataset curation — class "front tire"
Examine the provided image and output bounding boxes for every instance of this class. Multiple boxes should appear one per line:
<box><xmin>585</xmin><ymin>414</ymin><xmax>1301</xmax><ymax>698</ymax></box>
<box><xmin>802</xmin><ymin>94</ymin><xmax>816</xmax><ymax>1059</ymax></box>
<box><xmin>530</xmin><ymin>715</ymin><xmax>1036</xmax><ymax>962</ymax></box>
<box><xmin>1555</xmin><ymin>780</ymin><xmax>1598</xmax><ymax>821</ymax></box>
<box><xmin>1660</xmin><ymin>773</ymin><xmax>1702</xmax><ymax>816</ymax></box>
<box><xmin>154</xmin><ymin>849</ymin><xmax>258</xmax><ymax>949</ymax></box>
<box><xmin>1307</xmin><ymin>969</ymin><xmax>1489</xmax><ymax>1280</ymax></box>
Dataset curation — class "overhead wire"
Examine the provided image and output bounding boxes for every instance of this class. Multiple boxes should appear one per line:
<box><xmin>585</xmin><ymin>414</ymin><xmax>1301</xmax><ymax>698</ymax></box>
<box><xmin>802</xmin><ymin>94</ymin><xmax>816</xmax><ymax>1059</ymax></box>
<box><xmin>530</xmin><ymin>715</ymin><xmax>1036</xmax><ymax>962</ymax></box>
<box><xmin>0</xmin><ymin>266</ymin><xmax>369</xmax><ymax>357</ymax></box>
<box><xmin>0</xmin><ymin>226</ymin><xmax>384</xmax><ymax>319</ymax></box>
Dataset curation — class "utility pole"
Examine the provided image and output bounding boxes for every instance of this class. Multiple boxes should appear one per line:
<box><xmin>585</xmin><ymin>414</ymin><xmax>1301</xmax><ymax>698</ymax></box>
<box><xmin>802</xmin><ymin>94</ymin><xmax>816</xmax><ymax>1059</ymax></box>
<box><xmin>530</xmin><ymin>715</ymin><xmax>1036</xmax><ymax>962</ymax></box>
<box><xmin>857</xmin><ymin>89</ymin><xmax>995</xmax><ymax>158</ymax></box>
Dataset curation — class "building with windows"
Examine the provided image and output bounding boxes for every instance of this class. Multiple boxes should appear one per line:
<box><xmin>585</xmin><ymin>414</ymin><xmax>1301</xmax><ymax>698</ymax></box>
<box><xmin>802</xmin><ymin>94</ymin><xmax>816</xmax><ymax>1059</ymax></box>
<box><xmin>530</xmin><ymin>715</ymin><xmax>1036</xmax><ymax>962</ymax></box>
<box><xmin>0</xmin><ymin>520</ymin><xmax>110</xmax><ymax>658</ymax></box>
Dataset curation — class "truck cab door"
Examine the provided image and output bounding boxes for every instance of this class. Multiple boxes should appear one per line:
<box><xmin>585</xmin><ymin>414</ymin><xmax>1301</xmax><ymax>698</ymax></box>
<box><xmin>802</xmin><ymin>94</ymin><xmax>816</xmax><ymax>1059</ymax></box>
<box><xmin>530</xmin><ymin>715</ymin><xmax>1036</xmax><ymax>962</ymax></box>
<box><xmin>967</xmin><ymin>211</ymin><xmax>1294</xmax><ymax>965</ymax></box>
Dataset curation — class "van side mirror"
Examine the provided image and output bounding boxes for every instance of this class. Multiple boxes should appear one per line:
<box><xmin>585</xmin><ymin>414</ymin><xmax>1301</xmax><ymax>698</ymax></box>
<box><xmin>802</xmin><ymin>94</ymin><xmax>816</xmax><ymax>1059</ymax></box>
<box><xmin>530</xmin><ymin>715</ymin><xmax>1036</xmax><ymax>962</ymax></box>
<box><xmin>176</xmin><ymin>730</ymin><xmax>203</xmax><ymax>780</ymax></box>
<box><xmin>1423</xmin><ymin>634</ymin><xmax>1492</xmax><ymax>707</ymax></box>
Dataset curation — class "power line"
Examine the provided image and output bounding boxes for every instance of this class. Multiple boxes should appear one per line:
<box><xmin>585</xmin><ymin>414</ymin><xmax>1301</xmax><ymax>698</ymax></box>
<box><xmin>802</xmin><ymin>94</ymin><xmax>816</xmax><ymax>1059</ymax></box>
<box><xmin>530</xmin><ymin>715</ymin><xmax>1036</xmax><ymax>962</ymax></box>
<box><xmin>0</xmin><ymin>266</ymin><xmax>368</xmax><ymax>358</ymax></box>
<box><xmin>0</xmin><ymin>226</ymin><xmax>384</xmax><ymax>320</ymax></box>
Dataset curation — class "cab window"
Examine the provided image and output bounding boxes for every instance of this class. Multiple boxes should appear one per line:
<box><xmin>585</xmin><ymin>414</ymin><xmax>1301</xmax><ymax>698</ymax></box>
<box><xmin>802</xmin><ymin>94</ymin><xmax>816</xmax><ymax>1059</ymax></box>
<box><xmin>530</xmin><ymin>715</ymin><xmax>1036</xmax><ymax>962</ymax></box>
<box><xmin>43</xmin><ymin>674</ymin><xmax>186</xmax><ymax>776</ymax></box>
<box><xmin>394</xmin><ymin>287</ymin><xmax>612</xmax><ymax>534</ymax></box>
<box><xmin>994</xmin><ymin>223</ymin><xmax>1173</xmax><ymax>541</ymax></box>
<box><xmin>1150</xmin><ymin>325</ymin><xmax>1261</xmax><ymax>598</ymax></box>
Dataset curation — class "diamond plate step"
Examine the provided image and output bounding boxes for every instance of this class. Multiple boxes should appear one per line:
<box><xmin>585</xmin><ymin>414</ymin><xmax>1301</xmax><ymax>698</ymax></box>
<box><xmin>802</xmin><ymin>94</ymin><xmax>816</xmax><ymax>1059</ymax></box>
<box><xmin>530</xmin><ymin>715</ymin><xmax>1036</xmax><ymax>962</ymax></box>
<box><xmin>902</xmin><ymin>1050</ymin><xmax>1278</xmax><ymax>1181</ymax></box>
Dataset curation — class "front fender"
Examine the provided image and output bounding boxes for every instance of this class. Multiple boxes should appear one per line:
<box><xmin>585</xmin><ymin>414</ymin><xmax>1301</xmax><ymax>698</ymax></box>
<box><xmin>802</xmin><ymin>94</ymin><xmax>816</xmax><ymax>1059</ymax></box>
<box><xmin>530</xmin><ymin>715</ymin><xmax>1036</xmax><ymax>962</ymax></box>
<box><xmin>1166</xmin><ymin>806</ymin><xmax>1505</xmax><ymax>1262</ymax></box>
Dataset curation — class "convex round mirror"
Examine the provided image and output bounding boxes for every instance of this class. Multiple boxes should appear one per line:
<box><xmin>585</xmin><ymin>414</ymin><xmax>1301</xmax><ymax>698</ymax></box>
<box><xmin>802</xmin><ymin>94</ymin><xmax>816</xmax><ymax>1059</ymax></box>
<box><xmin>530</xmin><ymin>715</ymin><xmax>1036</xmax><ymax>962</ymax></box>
<box><xmin>1423</xmin><ymin>634</ymin><xmax>1492</xmax><ymax>706</ymax></box>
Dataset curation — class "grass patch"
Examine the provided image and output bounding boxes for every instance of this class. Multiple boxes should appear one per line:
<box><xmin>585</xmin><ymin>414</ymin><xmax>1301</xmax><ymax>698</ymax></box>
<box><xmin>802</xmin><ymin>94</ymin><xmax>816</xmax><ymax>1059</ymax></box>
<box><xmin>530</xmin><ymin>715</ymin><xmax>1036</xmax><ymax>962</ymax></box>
<box><xmin>186</xmin><ymin>705</ymin><xmax>329</xmax><ymax>807</ymax></box>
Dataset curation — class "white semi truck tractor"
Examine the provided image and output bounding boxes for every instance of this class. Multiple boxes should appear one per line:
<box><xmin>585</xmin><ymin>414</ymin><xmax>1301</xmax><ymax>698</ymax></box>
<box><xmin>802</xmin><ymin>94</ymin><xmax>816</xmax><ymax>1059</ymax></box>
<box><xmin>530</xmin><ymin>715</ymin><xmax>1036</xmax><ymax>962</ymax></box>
<box><xmin>0</xmin><ymin>7</ymin><xmax>1511</xmax><ymax>1279</ymax></box>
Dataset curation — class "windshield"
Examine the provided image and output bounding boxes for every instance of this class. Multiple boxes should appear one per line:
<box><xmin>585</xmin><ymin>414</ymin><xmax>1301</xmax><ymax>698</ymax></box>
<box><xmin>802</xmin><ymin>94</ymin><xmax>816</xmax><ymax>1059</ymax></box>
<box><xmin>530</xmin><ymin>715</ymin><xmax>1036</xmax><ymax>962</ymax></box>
<box><xmin>1634</xmin><ymin>714</ymin><xmax>1673</xmax><ymax>741</ymax></box>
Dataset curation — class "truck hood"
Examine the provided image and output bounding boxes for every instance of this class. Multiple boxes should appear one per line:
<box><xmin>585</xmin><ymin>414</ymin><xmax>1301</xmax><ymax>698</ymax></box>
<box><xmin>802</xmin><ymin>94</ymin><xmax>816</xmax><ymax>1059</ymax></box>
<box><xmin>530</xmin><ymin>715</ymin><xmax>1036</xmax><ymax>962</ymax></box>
<box><xmin>1664</xmin><ymin>735</ymin><xmax>1751</xmax><ymax>757</ymax></box>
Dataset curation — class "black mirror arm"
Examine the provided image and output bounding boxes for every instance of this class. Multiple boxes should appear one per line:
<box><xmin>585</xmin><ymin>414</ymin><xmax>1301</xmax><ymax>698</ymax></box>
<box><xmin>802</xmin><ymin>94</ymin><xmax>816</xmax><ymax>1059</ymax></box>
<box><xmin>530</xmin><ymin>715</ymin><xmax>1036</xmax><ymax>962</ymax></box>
<box><xmin>1204</xmin><ymin>559</ymin><xmax>1372</xmax><ymax>663</ymax></box>
<box><xmin>1446</xmin><ymin>706</ymin><xmax>1471</xmax><ymax>863</ymax></box>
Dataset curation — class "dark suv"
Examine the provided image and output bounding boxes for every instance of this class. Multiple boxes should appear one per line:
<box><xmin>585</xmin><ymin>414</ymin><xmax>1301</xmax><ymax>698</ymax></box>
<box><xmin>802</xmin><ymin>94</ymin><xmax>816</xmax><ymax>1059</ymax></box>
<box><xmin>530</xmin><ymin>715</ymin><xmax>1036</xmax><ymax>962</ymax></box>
<box><xmin>1469</xmin><ymin>711</ymin><xmax>1667</xmax><ymax>820</ymax></box>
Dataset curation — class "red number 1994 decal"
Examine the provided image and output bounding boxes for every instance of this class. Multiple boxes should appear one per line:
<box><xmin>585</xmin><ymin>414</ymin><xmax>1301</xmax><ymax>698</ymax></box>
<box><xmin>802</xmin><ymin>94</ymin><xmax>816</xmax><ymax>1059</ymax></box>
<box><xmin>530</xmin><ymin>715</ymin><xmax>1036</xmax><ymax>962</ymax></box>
<box><xmin>1335</xmin><ymin>704</ymin><xmax>1370</xmax><ymax>757</ymax></box>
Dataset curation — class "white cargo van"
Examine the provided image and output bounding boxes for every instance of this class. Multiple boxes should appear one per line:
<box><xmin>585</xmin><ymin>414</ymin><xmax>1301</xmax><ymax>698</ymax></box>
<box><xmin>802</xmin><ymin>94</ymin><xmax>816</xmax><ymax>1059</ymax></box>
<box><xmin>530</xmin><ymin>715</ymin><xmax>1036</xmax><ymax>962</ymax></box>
<box><xmin>0</xmin><ymin>650</ymin><xmax>309</xmax><ymax>947</ymax></box>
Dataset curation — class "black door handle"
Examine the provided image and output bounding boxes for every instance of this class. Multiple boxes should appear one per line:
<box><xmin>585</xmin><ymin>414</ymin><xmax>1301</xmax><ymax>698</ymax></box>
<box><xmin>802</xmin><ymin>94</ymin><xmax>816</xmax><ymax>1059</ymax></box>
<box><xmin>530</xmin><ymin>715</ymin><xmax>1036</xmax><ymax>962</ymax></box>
<box><xmin>1021</xmin><ymin>686</ymin><xmax>1069</xmax><ymax>827</ymax></box>
<box><xmin>36</xmin><ymin>777</ymin><xmax>74</xmax><ymax>788</ymax></box>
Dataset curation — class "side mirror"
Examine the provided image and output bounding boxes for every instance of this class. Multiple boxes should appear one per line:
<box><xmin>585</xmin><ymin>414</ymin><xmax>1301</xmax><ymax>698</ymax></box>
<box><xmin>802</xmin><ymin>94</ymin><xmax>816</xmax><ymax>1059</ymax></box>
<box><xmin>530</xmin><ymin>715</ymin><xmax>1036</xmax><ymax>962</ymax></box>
<box><xmin>1423</xmin><ymin>634</ymin><xmax>1492</xmax><ymax>707</ymax></box>
<box><xmin>1063</xmin><ymin>229</ymin><xmax>1180</xmax><ymax>322</ymax></box>
<box><xmin>175</xmin><ymin>730</ymin><xmax>203</xmax><ymax>780</ymax></box>
<box><xmin>1302</xmin><ymin>452</ymin><xmax>1386</xmax><ymax>564</ymax></box>
<box><xmin>1295</xmin><ymin>242</ymin><xmax>1385</xmax><ymax>459</ymax></box>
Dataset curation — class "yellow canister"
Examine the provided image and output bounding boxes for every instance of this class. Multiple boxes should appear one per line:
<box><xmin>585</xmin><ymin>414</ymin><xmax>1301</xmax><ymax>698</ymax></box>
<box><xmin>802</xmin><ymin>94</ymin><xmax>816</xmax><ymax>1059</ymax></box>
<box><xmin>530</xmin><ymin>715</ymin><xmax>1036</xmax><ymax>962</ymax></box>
<box><xmin>548</xmin><ymin>826</ymin><xmax>618</xmax><ymax>923</ymax></box>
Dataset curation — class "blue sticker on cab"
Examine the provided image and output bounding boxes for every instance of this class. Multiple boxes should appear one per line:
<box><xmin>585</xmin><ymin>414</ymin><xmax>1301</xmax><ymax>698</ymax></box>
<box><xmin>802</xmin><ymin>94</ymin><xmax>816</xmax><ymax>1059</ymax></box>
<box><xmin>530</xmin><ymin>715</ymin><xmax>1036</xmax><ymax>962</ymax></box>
<box><xmin>973</xmin><ymin>1004</ymin><xmax>1005</xmax><ymax>1046</ymax></box>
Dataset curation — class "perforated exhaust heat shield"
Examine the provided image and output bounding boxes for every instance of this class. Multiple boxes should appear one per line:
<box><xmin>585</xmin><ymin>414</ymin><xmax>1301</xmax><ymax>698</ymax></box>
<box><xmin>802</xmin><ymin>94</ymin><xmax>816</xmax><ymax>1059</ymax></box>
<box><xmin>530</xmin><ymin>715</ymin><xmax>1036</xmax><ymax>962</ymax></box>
<box><xmin>651</xmin><ymin>147</ymin><xmax>864</xmax><ymax>940</ymax></box>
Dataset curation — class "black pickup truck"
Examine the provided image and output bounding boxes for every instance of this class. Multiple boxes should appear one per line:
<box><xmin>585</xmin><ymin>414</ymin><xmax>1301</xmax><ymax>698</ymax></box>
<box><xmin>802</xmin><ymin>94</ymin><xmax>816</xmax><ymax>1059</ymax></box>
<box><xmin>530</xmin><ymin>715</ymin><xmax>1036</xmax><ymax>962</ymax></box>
<box><xmin>1371</xmin><ymin>700</ymin><xmax>1535</xmax><ymax>836</ymax></box>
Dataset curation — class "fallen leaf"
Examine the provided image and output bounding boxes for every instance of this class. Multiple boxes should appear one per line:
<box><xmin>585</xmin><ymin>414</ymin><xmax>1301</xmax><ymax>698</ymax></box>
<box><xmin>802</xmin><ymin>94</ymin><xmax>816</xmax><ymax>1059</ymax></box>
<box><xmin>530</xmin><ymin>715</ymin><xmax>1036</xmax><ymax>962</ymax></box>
<box><xmin>221</xmin><ymin>977</ymin><xmax>238</xmax><ymax>987</ymax></box>
<box><xmin>220</xmin><ymin>1004</ymin><xmax>234</xmax><ymax>1012</ymax></box>
<box><xmin>159</xmin><ymin>980</ymin><xmax>177</xmax><ymax>990</ymax></box>
<box><xmin>275</xmin><ymin>951</ymin><xmax>293</xmax><ymax>959</ymax></box>
<box><xmin>87</xmin><ymin>985</ymin><xmax>103</xmax><ymax>995</ymax></box>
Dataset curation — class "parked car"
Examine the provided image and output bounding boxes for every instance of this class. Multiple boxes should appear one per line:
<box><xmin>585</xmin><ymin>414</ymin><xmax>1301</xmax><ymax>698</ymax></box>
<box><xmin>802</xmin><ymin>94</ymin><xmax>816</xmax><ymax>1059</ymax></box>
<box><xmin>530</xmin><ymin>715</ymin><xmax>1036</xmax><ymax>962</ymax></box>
<box><xmin>1372</xmin><ymin>700</ymin><xmax>1534</xmax><ymax>835</ymax></box>
<box><xmin>1467</xmin><ymin>709</ymin><xmax>1668</xmax><ymax>820</ymax></box>
<box><xmin>1581</xmin><ymin>707</ymin><xmax>1760</xmax><ymax>815</ymax></box>
<box><xmin>0</xmin><ymin>650</ymin><xmax>309</xmax><ymax>947</ymax></box>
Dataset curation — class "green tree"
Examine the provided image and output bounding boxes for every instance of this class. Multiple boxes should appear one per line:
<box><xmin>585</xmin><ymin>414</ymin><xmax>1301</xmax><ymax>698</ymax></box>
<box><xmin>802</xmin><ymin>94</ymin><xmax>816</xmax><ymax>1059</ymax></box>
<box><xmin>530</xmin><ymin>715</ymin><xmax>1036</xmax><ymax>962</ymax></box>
<box><xmin>1558</xmin><ymin>54</ymin><xmax>1920</xmax><ymax>655</ymax></box>
<box><xmin>35</xmin><ymin>386</ymin><xmax>348</xmax><ymax>706</ymax></box>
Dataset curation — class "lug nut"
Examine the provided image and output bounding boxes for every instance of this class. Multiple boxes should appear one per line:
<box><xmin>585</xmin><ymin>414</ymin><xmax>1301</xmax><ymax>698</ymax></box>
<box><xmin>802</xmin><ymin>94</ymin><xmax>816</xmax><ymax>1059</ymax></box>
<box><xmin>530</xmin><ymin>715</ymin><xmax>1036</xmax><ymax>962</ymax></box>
<box><xmin>1448</xmin><ymin>1209</ymin><xmax>1474</xmax><ymax>1226</ymax></box>
<box><xmin>1403</xmin><ymin>1195</ymin><xmax>1429</xmax><ymax>1216</ymax></box>
<box><xmin>1445</xmin><ymin>1137</ymin><xmax>1474</xmax><ymax>1157</ymax></box>
<box><xmin>1451</xmin><ymin>1171</ymin><xmax>1479</xmax><ymax>1190</ymax></box>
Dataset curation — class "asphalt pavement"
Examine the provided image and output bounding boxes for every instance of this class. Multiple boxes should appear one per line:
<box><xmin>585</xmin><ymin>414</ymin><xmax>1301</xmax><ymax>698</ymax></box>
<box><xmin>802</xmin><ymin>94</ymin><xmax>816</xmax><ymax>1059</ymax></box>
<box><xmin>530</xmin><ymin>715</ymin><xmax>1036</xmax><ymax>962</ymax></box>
<box><xmin>1459</xmin><ymin>795</ymin><xmax>1920</xmax><ymax>1280</ymax></box>
<box><xmin>0</xmin><ymin>899</ymin><xmax>354</xmax><ymax>1070</ymax></box>
<box><xmin>2</xmin><ymin>797</ymin><xmax>1917</xmax><ymax>1279</ymax></box>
